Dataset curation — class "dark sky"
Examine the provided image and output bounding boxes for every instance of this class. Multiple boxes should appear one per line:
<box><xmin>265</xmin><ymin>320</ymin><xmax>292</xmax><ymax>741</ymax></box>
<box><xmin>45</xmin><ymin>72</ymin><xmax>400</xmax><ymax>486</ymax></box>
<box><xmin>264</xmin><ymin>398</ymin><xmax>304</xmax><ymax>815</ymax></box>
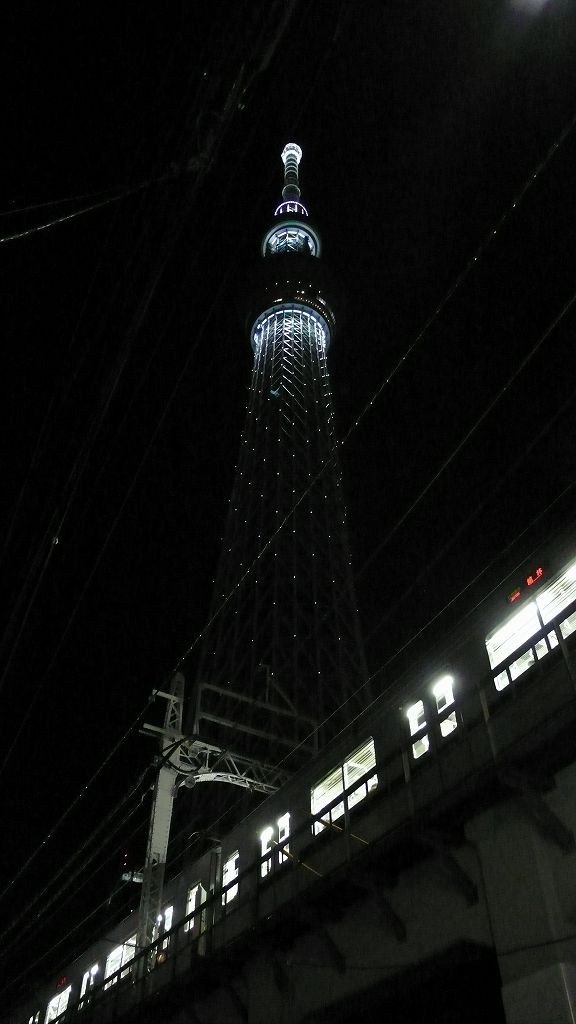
<box><xmin>2</xmin><ymin>0</ymin><xmax>576</xmax><ymax>1006</ymax></box>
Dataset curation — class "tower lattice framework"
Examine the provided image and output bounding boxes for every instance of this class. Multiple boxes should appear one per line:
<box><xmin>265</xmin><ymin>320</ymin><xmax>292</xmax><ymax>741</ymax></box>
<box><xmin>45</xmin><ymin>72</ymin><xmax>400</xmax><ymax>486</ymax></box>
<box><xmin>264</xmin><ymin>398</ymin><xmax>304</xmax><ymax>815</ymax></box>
<box><xmin>191</xmin><ymin>144</ymin><xmax>367</xmax><ymax>769</ymax></box>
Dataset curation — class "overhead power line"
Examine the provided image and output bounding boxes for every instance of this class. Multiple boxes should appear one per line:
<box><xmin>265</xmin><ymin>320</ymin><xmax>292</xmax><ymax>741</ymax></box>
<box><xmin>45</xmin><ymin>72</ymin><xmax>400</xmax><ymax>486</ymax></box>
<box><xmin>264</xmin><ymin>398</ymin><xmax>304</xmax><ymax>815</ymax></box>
<box><xmin>2</xmin><ymin>38</ymin><xmax>575</xmax><ymax>999</ymax></box>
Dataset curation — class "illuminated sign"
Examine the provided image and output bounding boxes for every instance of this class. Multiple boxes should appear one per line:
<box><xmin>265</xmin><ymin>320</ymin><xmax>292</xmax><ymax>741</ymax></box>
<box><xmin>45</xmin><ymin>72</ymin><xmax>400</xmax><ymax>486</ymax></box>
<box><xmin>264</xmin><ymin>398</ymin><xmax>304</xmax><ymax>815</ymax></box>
<box><xmin>506</xmin><ymin>567</ymin><xmax>544</xmax><ymax>604</ymax></box>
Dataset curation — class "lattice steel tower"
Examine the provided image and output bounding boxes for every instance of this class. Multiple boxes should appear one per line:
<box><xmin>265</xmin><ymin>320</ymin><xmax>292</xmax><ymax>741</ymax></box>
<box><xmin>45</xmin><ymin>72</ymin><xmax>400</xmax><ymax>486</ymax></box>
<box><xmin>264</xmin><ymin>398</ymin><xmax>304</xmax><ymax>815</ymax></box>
<box><xmin>190</xmin><ymin>144</ymin><xmax>367</xmax><ymax>771</ymax></box>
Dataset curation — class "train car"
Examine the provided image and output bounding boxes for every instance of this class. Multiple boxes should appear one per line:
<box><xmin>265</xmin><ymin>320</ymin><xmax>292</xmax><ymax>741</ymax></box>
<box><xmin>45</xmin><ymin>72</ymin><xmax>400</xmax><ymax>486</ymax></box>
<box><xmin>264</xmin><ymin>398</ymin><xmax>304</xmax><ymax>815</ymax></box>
<box><xmin>9</xmin><ymin>527</ymin><xmax>576</xmax><ymax>1024</ymax></box>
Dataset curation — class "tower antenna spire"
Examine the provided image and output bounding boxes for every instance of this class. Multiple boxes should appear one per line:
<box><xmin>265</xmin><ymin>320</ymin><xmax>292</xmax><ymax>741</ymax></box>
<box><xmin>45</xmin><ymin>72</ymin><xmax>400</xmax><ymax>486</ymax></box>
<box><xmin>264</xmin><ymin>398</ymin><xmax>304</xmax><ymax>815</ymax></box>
<box><xmin>281</xmin><ymin>142</ymin><xmax>303</xmax><ymax>199</ymax></box>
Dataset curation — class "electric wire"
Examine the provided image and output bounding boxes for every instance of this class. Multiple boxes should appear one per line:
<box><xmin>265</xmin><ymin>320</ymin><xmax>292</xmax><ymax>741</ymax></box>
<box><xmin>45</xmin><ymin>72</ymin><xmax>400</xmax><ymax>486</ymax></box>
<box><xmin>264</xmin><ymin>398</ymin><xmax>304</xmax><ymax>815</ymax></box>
<box><xmin>364</xmin><ymin>385</ymin><xmax>576</xmax><ymax>645</ymax></box>
<box><xmin>0</xmin><ymin>271</ymin><xmax>231</xmax><ymax>784</ymax></box>
<box><xmin>272</xmin><ymin>477</ymin><xmax>576</xmax><ymax>773</ymax></box>
<box><xmin>0</xmin><ymin>691</ymin><xmax>155</xmax><ymax>909</ymax></box>
<box><xmin>0</xmin><ymin>211</ymin><xmax>119</xmax><ymax>573</ymax></box>
<box><xmin>0</xmin><ymin>15</ymin><xmax>225</xmax><ymax>663</ymax></box>
<box><xmin>0</xmin><ymin>0</ymin><xmax>311</xmax><ymax>797</ymax></box>
<box><xmin>170</xmin><ymin>104</ymin><xmax>576</xmax><ymax>678</ymax></box>
<box><xmin>1</xmin><ymin>482</ymin><xmax>572</xmax><ymax>999</ymax></box>
<box><xmin>0</xmin><ymin>12</ymin><xmax>270</xmax><ymax>728</ymax></box>
<box><xmin>2</xmin><ymin>70</ymin><xmax>567</xmax><ymax>910</ymax></box>
<box><xmin>0</xmin><ymin>172</ymin><xmax>553</xmax><ymax>962</ymax></box>
<box><xmin>0</xmin><ymin>756</ymin><xmax>154</xmax><ymax>956</ymax></box>
<box><xmin>1</xmin><ymin>807</ymin><xmax>149</xmax><ymax>969</ymax></box>
<box><xmin>1</xmin><ymin>847</ymin><xmax>147</xmax><ymax>1005</ymax></box>
<box><xmin>0</xmin><ymin>5</ymin><xmax>305</xmax><ymax>924</ymax></box>
<box><xmin>0</xmin><ymin>188</ymin><xmax>147</xmax><ymax>246</ymax></box>
<box><xmin>0</xmin><ymin>0</ymin><xmax>300</xmax><ymax>737</ymax></box>
<box><xmin>2</xmin><ymin>12</ymin><xmax>573</xmax><ymax>997</ymax></box>
<box><xmin>355</xmin><ymin>285</ymin><xmax>576</xmax><ymax>582</ymax></box>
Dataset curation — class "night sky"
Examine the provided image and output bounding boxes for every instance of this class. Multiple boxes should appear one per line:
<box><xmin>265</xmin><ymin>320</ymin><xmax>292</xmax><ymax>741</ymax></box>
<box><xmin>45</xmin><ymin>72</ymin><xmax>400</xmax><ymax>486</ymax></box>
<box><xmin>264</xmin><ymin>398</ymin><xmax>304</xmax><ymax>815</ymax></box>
<box><xmin>3</xmin><ymin>0</ymin><xmax>576</xmax><ymax>1007</ymax></box>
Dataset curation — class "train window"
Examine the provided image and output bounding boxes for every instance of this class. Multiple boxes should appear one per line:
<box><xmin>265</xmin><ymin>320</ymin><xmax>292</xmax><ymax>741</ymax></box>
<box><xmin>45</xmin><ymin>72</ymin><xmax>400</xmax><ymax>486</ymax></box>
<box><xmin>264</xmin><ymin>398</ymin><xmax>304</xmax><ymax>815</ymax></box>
<box><xmin>278</xmin><ymin>812</ymin><xmax>291</xmax><ymax>864</ymax></box>
<box><xmin>79</xmin><ymin>964</ymin><xmax>99</xmax><ymax>1007</ymax></box>
<box><xmin>487</xmin><ymin>558</ymin><xmax>576</xmax><ymax>690</ymax></box>
<box><xmin>104</xmin><ymin>935</ymin><xmax>136</xmax><ymax>988</ymax></box>
<box><xmin>45</xmin><ymin>987</ymin><xmax>71</xmax><ymax>1023</ymax></box>
<box><xmin>486</xmin><ymin>603</ymin><xmax>541</xmax><ymax>670</ymax></box>
<box><xmin>509</xmin><ymin>648</ymin><xmax>535</xmax><ymax>680</ymax></box>
<box><xmin>433</xmin><ymin>675</ymin><xmax>458</xmax><ymax>737</ymax></box>
<box><xmin>185</xmin><ymin>883</ymin><xmax>201</xmax><ymax>932</ymax></box>
<box><xmin>260</xmin><ymin>827</ymin><xmax>274</xmax><ymax>877</ymax></box>
<box><xmin>29</xmin><ymin>1013</ymin><xmax>40</xmax><ymax>1024</ymax></box>
<box><xmin>260</xmin><ymin>813</ymin><xmax>291</xmax><ymax>875</ymax></box>
<box><xmin>536</xmin><ymin>559</ymin><xmax>576</xmax><ymax>624</ymax></box>
<box><xmin>406</xmin><ymin>700</ymin><xmax>429</xmax><ymax>758</ymax></box>
<box><xmin>222</xmin><ymin>851</ymin><xmax>239</xmax><ymax>905</ymax></box>
<box><xmin>494</xmin><ymin>670</ymin><xmax>509</xmax><ymax>691</ymax></box>
<box><xmin>560</xmin><ymin>611</ymin><xmax>576</xmax><ymax>639</ymax></box>
<box><xmin>158</xmin><ymin>905</ymin><xmax>173</xmax><ymax>950</ymax></box>
<box><xmin>311</xmin><ymin>738</ymin><xmax>377</xmax><ymax>835</ymax></box>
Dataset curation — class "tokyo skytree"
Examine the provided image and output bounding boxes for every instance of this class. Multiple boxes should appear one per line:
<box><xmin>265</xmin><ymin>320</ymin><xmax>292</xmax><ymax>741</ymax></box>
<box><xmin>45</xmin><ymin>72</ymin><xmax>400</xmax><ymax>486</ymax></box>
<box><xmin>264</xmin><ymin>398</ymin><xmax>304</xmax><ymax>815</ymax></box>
<box><xmin>190</xmin><ymin>144</ymin><xmax>367</xmax><ymax>773</ymax></box>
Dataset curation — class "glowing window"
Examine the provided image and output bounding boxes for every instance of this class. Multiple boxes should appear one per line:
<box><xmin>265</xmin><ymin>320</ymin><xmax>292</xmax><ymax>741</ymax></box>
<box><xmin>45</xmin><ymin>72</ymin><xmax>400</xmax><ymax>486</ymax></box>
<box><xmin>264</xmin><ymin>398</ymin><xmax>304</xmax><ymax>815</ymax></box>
<box><xmin>29</xmin><ymin>1014</ymin><xmax>40</xmax><ymax>1024</ymax></box>
<box><xmin>104</xmin><ymin>935</ymin><xmax>136</xmax><ymax>988</ymax></box>
<box><xmin>485</xmin><ymin>602</ymin><xmax>541</xmax><ymax>670</ymax></box>
<box><xmin>79</xmin><ymin>963</ymin><xmax>99</xmax><ymax>1006</ymax></box>
<box><xmin>45</xmin><ymin>987</ymin><xmax>71</xmax><ymax>1023</ymax></box>
<box><xmin>406</xmin><ymin>700</ymin><xmax>429</xmax><ymax>758</ymax></box>
<box><xmin>160</xmin><ymin>905</ymin><xmax>173</xmax><ymax>950</ymax></box>
<box><xmin>277</xmin><ymin>812</ymin><xmax>290</xmax><ymax>865</ymax></box>
<box><xmin>406</xmin><ymin>700</ymin><xmax>426</xmax><ymax>735</ymax></box>
<box><xmin>509</xmin><ymin>648</ymin><xmax>536</xmax><ymax>680</ymax></box>
<box><xmin>104</xmin><ymin>946</ymin><xmax>122</xmax><ymax>987</ymax></box>
<box><xmin>311</xmin><ymin>738</ymin><xmax>377</xmax><ymax>835</ymax></box>
<box><xmin>433</xmin><ymin>676</ymin><xmax>454</xmax><ymax>713</ymax></box>
<box><xmin>536</xmin><ymin>560</ymin><xmax>576</xmax><ymax>624</ymax></box>
<box><xmin>432</xmin><ymin>675</ymin><xmax>458</xmax><ymax>738</ymax></box>
<box><xmin>260</xmin><ymin>826</ymin><xmax>274</xmax><ymax>878</ymax></box>
<box><xmin>560</xmin><ymin>611</ymin><xmax>576</xmax><ymax>639</ymax></box>
<box><xmin>184</xmin><ymin>883</ymin><xmax>200</xmax><ymax>933</ymax></box>
<box><xmin>494</xmin><ymin>670</ymin><xmax>509</xmax><ymax>691</ymax></box>
<box><xmin>260</xmin><ymin>813</ymin><xmax>291</xmax><ymax>876</ymax></box>
<box><xmin>222</xmin><ymin>851</ymin><xmax>239</xmax><ymax>905</ymax></box>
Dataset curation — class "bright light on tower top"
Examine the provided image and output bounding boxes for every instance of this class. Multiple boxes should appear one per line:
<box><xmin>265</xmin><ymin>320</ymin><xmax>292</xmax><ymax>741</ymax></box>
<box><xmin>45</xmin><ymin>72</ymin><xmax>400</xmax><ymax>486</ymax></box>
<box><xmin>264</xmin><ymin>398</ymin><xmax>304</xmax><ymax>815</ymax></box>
<box><xmin>281</xmin><ymin>142</ymin><xmax>303</xmax><ymax>200</ymax></box>
<box><xmin>281</xmin><ymin>143</ymin><xmax>303</xmax><ymax>166</ymax></box>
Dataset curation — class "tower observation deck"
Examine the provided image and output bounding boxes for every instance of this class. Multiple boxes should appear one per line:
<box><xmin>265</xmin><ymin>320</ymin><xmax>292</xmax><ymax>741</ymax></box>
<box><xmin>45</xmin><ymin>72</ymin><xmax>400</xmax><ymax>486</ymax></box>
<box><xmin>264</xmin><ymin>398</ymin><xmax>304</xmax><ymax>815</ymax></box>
<box><xmin>190</xmin><ymin>144</ymin><xmax>367</xmax><ymax>769</ymax></box>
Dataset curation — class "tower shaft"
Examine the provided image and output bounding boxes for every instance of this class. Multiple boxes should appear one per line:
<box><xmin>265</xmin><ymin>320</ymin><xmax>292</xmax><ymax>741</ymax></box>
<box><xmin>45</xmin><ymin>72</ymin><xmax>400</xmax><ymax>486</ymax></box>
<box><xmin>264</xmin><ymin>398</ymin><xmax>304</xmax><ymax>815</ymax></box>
<box><xmin>191</xmin><ymin>146</ymin><xmax>366</xmax><ymax>769</ymax></box>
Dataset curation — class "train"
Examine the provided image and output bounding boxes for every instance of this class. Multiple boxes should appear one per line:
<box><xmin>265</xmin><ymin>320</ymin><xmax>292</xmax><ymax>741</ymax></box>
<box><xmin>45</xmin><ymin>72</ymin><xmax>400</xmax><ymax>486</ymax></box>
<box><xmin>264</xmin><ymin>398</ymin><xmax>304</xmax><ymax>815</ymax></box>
<box><xmin>11</xmin><ymin>528</ymin><xmax>576</xmax><ymax>1024</ymax></box>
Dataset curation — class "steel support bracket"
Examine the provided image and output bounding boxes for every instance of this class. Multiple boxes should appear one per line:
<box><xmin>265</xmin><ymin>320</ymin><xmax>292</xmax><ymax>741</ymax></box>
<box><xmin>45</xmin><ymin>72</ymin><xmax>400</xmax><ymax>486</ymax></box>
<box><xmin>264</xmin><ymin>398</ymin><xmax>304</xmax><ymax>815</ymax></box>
<box><xmin>350</xmin><ymin>872</ymin><xmax>406</xmax><ymax>941</ymax></box>
<box><xmin>419</xmin><ymin>829</ymin><xmax>479</xmax><ymax>905</ymax></box>
<box><xmin>499</xmin><ymin>767</ymin><xmax>575</xmax><ymax>853</ymax></box>
<box><xmin>297</xmin><ymin>904</ymin><xmax>345</xmax><ymax>974</ymax></box>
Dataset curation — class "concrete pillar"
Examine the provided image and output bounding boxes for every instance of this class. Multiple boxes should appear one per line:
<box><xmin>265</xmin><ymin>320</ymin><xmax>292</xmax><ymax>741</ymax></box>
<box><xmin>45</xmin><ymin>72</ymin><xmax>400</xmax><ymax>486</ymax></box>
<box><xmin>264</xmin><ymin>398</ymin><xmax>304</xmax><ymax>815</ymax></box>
<box><xmin>467</xmin><ymin>761</ymin><xmax>576</xmax><ymax>1024</ymax></box>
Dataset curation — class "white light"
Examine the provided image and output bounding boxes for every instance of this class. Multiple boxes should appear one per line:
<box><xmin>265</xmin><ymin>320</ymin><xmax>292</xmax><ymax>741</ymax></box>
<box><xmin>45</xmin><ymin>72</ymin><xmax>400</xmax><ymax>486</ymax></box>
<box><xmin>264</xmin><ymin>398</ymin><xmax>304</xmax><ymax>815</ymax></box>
<box><xmin>281</xmin><ymin>142</ymin><xmax>302</xmax><ymax>166</ymax></box>
<box><xmin>432</xmin><ymin>674</ymin><xmax>455</xmax><ymax>712</ymax></box>
<box><xmin>406</xmin><ymin>700</ymin><xmax>426</xmax><ymax>736</ymax></box>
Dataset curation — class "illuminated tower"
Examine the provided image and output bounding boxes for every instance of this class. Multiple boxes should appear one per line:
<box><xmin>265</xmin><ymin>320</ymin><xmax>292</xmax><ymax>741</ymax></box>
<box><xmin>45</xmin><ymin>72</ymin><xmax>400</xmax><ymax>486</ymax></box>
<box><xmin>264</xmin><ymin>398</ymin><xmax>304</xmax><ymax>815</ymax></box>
<box><xmin>190</xmin><ymin>144</ymin><xmax>367</xmax><ymax>772</ymax></box>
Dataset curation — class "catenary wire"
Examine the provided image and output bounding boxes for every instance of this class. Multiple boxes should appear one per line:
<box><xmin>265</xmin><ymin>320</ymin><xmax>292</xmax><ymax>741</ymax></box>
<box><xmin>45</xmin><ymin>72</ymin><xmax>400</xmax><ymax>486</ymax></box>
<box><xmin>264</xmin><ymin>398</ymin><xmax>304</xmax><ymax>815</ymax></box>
<box><xmin>0</xmin><ymin>2</ymin><xmax>309</xmax><ymax>917</ymax></box>
<box><xmin>0</xmin><ymin>691</ymin><xmax>155</xmax><ymax>908</ymax></box>
<box><xmin>0</xmin><ymin>18</ymin><xmax>565</xmax><ymax>991</ymax></box>
<box><xmin>0</xmin><ymin>19</ymin><xmax>265</xmax><ymax>710</ymax></box>
<box><xmin>0</xmin><ymin>840</ymin><xmax>148</xmax><ymax>1004</ymax></box>
<box><xmin>170</xmin><ymin>104</ymin><xmax>576</xmax><ymax>677</ymax></box>
<box><xmin>0</xmin><ymin>0</ymin><xmax>303</xmax><ymax>736</ymax></box>
<box><xmin>0</xmin><ymin>15</ymin><xmax>226</xmax><ymax>673</ymax></box>
<box><xmin>364</xmin><ymin>385</ymin><xmax>576</xmax><ymax>644</ymax></box>
<box><xmin>1</xmin><ymin>482</ymin><xmax>571</xmax><ymax>998</ymax></box>
<box><xmin>1</xmin><ymin>804</ymin><xmax>149</xmax><ymax>967</ymax></box>
<box><xmin>1</xmin><ymin>91</ymin><xmax>566</xmax><ymax>905</ymax></box>
<box><xmin>0</xmin><ymin>755</ymin><xmax>155</xmax><ymax>955</ymax></box>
